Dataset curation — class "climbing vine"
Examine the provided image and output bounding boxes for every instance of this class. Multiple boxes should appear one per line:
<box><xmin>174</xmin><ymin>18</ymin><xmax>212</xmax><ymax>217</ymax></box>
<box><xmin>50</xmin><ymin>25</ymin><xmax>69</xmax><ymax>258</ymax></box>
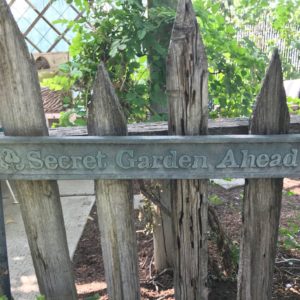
<box><xmin>42</xmin><ymin>0</ymin><xmax>300</xmax><ymax>125</ymax></box>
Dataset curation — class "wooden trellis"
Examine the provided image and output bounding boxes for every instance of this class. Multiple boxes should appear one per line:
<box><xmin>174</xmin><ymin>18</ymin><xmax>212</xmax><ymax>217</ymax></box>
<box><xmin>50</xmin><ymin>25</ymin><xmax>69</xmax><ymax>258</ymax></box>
<box><xmin>8</xmin><ymin>0</ymin><xmax>81</xmax><ymax>53</ymax></box>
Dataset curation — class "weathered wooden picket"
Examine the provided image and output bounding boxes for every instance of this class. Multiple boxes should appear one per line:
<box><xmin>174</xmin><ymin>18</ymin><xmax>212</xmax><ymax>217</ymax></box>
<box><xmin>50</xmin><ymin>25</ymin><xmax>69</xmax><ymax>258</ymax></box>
<box><xmin>0</xmin><ymin>0</ymin><xmax>296</xmax><ymax>299</ymax></box>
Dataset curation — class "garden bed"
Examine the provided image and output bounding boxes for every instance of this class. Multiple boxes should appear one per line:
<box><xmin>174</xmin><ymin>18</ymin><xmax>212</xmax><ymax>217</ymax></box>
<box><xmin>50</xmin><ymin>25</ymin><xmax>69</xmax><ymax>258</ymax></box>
<box><xmin>73</xmin><ymin>180</ymin><xmax>300</xmax><ymax>300</ymax></box>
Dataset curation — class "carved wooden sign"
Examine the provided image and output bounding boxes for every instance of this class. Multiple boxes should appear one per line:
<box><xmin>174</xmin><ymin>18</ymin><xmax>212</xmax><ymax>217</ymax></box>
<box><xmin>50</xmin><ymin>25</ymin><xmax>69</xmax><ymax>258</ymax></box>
<box><xmin>0</xmin><ymin>135</ymin><xmax>299</xmax><ymax>179</ymax></box>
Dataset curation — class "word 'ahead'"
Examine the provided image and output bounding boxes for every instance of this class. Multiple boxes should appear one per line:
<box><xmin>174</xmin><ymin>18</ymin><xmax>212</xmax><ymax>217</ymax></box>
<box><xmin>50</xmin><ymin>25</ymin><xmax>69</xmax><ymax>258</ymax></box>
<box><xmin>0</xmin><ymin>135</ymin><xmax>299</xmax><ymax>180</ymax></box>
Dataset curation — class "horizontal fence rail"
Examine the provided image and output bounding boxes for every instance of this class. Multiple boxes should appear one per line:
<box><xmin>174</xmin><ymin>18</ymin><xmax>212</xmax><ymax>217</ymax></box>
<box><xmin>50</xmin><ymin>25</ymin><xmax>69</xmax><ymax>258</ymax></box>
<box><xmin>2</xmin><ymin>115</ymin><xmax>300</xmax><ymax>137</ymax></box>
<box><xmin>17</xmin><ymin>115</ymin><xmax>299</xmax><ymax>137</ymax></box>
<box><xmin>0</xmin><ymin>135</ymin><xmax>300</xmax><ymax>179</ymax></box>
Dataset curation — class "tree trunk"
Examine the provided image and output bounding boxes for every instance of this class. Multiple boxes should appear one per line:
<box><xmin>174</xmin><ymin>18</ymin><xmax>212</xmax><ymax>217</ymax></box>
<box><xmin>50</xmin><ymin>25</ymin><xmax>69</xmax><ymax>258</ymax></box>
<box><xmin>0</xmin><ymin>2</ymin><xmax>77</xmax><ymax>299</ymax></box>
<box><xmin>147</xmin><ymin>0</ymin><xmax>177</xmax><ymax>117</ymax></box>
<box><xmin>237</xmin><ymin>50</ymin><xmax>290</xmax><ymax>300</ymax></box>
<box><xmin>167</xmin><ymin>0</ymin><xmax>209</xmax><ymax>299</ymax></box>
<box><xmin>87</xmin><ymin>62</ymin><xmax>140</xmax><ymax>300</ymax></box>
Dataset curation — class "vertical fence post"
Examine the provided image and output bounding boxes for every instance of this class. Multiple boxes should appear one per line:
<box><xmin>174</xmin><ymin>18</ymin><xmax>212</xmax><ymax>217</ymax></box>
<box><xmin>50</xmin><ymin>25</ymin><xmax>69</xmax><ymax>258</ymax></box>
<box><xmin>87</xmin><ymin>63</ymin><xmax>140</xmax><ymax>300</ymax></box>
<box><xmin>237</xmin><ymin>50</ymin><xmax>290</xmax><ymax>300</ymax></box>
<box><xmin>0</xmin><ymin>183</ymin><xmax>11</xmax><ymax>299</ymax></box>
<box><xmin>0</xmin><ymin>2</ymin><xmax>77</xmax><ymax>299</ymax></box>
<box><xmin>167</xmin><ymin>0</ymin><xmax>209</xmax><ymax>299</ymax></box>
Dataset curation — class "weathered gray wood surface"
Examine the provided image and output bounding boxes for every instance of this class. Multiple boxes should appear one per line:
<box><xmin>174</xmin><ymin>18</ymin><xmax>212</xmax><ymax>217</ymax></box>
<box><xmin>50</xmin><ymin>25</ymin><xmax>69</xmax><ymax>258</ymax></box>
<box><xmin>237</xmin><ymin>50</ymin><xmax>290</xmax><ymax>300</ymax></box>
<box><xmin>142</xmin><ymin>180</ymin><xmax>174</xmax><ymax>271</ymax></box>
<box><xmin>41</xmin><ymin>114</ymin><xmax>300</xmax><ymax>137</ymax></box>
<box><xmin>87</xmin><ymin>63</ymin><xmax>140</xmax><ymax>300</ymax></box>
<box><xmin>0</xmin><ymin>2</ymin><xmax>77</xmax><ymax>299</ymax></box>
<box><xmin>0</xmin><ymin>185</ymin><xmax>11</xmax><ymax>299</ymax></box>
<box><xmin>1</xmin><ymin>135</ymin><xmax>300</xmax><ymax>179</ymax></box>
<box><xmin>167</xmin><ymin>0</ymin><xmax>208</xmax><ymax>298</ymax></box>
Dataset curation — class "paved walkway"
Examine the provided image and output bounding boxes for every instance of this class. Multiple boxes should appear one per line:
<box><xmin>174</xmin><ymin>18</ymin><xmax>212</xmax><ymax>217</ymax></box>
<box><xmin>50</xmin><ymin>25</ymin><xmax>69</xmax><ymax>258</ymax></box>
<box><xmin>2</xmin><ymin>180</ymin><xmax>95</xmax><ymax>300</ymax></box>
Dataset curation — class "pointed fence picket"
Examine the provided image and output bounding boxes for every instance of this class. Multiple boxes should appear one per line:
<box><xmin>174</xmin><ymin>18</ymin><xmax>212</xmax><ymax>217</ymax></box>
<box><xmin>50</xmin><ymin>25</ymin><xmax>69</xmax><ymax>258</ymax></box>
<box><xmin>0</xmin><ymin>0</ymin><xmax>295</xmax><ymax>299</ymax></box>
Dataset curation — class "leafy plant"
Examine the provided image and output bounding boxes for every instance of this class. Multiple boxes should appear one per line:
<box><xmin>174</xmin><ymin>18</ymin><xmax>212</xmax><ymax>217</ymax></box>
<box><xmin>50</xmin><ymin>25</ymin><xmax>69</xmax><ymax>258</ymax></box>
<box><xmin>287</xmin><ymin>97</ymin><xmax>300</xmax><ymax>115</ymax></box>
<box><xmin>43</xmin><ymin>0</ymin><xmax>300</xmax><ymax>126</ymax></box>
<box><xmin>138</xmin><ymin>197</ymin><xmax>155</xmax><ymax>235</ymax></box>
<box><xmin>223</xmin><ymin>177</ymin><xmax>232</xmax><ymax>181</ymax></box>
<box><xmin>283</xmin><ymin>189</ymin><xmax>296</xmax><ymax>197</ymax></box>
<box><xmin>208</xmin><ymin>194</ymin><xmax>224</xmax><ymax>206</ymax></box>
<box><xmin>86</xmin><ymin>293</ymin><xmax>100</xmax><ymax>300</ymax></box>
<box><xmin>230</xmin><ymin>242</ymin><xmax>240</xmax><ymax>267</ymax></box>
<box><xmin>194</xmin><ymin>0</ymin><xmax>269</xmax><ymax>117</ymax></box>
<box><xmin>194</xmin><ymin>0</ymin><xmax>299</xmax><ymax>117</ymax></box>
<box><xmin>44</xmin><ymin>0</ymin><xmax>176</xmax><ymax>124</ymax></box>
<box><xmin>279</xmin><ymin>219</ymin><xmax>300</xmax><ymax>250</ymax></box>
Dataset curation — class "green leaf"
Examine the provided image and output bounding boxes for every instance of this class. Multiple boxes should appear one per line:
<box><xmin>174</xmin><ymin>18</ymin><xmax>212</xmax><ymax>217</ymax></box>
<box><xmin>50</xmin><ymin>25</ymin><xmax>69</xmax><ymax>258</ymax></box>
<box><xmin>118</xmin><ymin>44</ymin><xmax>126</xmax><ymax>50</ymax></box>
<box><xmin>59</xmin><ymin>63</ymin><xmax>70</xmax><ymax>73</ymax></box>
<box><xmin>45</xmin><ymin>0</ymin><xmax>300</xmax><ymax>124</ymax></box>
<box><xmin>208</xmin><ymin>195</ymin><xmax>223</xmax><ymax>206</ymax></box>
<box><xmin>137</xmin><ymin>29</ymin><xmax>146</xmax><ymax>40</ymax></box>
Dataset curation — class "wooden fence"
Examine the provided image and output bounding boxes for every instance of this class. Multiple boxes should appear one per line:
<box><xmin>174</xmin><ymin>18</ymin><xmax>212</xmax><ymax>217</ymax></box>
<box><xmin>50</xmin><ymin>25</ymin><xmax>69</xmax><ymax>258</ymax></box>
<box><xmin>0</xmin><ymin>0</ymin><xmax>297</xmax><ymax>299</ymax></box>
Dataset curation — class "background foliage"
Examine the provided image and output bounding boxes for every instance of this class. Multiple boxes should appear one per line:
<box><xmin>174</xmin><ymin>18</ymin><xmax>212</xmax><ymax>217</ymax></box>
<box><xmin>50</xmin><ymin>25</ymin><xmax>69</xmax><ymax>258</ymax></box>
<box><xmin>42</xmin><ymin>0</ymin><xmax>300</xmax><ymax>125</ymax></box>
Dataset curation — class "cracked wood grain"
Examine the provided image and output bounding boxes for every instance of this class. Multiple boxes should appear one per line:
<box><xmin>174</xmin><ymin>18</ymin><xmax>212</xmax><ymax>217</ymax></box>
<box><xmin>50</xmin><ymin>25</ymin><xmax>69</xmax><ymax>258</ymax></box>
<box><xmin>237</xmin><ymin>49</ymin><xmax>290</xmax><ymax>300</ymax></box>
<box><xmin>0</xmin><ymin>1</ymin><xmax>77</xmax><ymax>299</ymax></box>
<box><xmin>87</xmin><ymin>62</ymin><xmax>140</xmax><ymax>300</ymax></box>
<box><xmin>167</xmin><ymin>0</ymin><xmax>209</xmax><ymax>298</ymax></box>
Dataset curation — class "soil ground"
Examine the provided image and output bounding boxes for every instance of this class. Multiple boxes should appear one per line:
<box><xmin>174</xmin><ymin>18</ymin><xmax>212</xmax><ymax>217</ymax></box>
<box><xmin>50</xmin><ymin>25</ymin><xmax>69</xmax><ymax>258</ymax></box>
<box><xmin>73</xmin><ymin>179</ymin><xmax>300</xmax><ymax>300</ymax></box>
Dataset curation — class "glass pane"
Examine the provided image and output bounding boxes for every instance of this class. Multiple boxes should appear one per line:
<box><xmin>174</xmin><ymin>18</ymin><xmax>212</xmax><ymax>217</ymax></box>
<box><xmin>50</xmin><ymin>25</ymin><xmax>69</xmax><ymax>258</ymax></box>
<box><xmin>63</xmin><ymin>7</ymin><xmax>78</xmax><ymax>19</ymax></box>
<box><xmin>21</xmin><ymin>7</ymin><xmax>38</xmax><ymax>24</ymax></box>
<box><xmin>9</xmin><ymin>0</ymin><xmax>80</xmax><ymax>53</ymax></box>
<box><xmin>53</xmin><ymin>39</ymin><xmax>69</xmax><ymax>52</ymax></box>
<box><xmin>36</xmin><ymin>38</ymin><xmax>51</xmax><ymax>52</ymax></box>
<box><xmin>10</xmin><ymin>0</ymin><xmax>29</xmax><ymax>20</ymax></box>
<box><xmin>29</xmin><ymin>0</ymin><xmax>49</xmax><ymax>12</ymax></box>
<box><xmin>26</xmin><ymin>43</ymin><xmax>36</xmax><ymax>54</ymax></box>
<box><xmin>16</xmin><ymin>17</ymin><xmax>31</xmax><ymax>33</ymax></box>
<box><xmin>44</xmin><ymin>5</ymin><xmax>61</xmax><ymax>22</ymax></box>
<box><xmin>51</xmin><ymin>1</ymin><xmax>69</xmax><ymax>13</ymax></box>
<box><xmin>34</xmin><ymin>18</ymin><xmax>51</xmax><ymax>36</ymax></box>
<box><xmin>42</xmin><ymin>29</ymin><xmax>59</xmax><ymax>45</ymax></box>
<box><xmin>27</xmin><ymin>27</ymin><xmax>43</xmax><ymax>45</ymax></box>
